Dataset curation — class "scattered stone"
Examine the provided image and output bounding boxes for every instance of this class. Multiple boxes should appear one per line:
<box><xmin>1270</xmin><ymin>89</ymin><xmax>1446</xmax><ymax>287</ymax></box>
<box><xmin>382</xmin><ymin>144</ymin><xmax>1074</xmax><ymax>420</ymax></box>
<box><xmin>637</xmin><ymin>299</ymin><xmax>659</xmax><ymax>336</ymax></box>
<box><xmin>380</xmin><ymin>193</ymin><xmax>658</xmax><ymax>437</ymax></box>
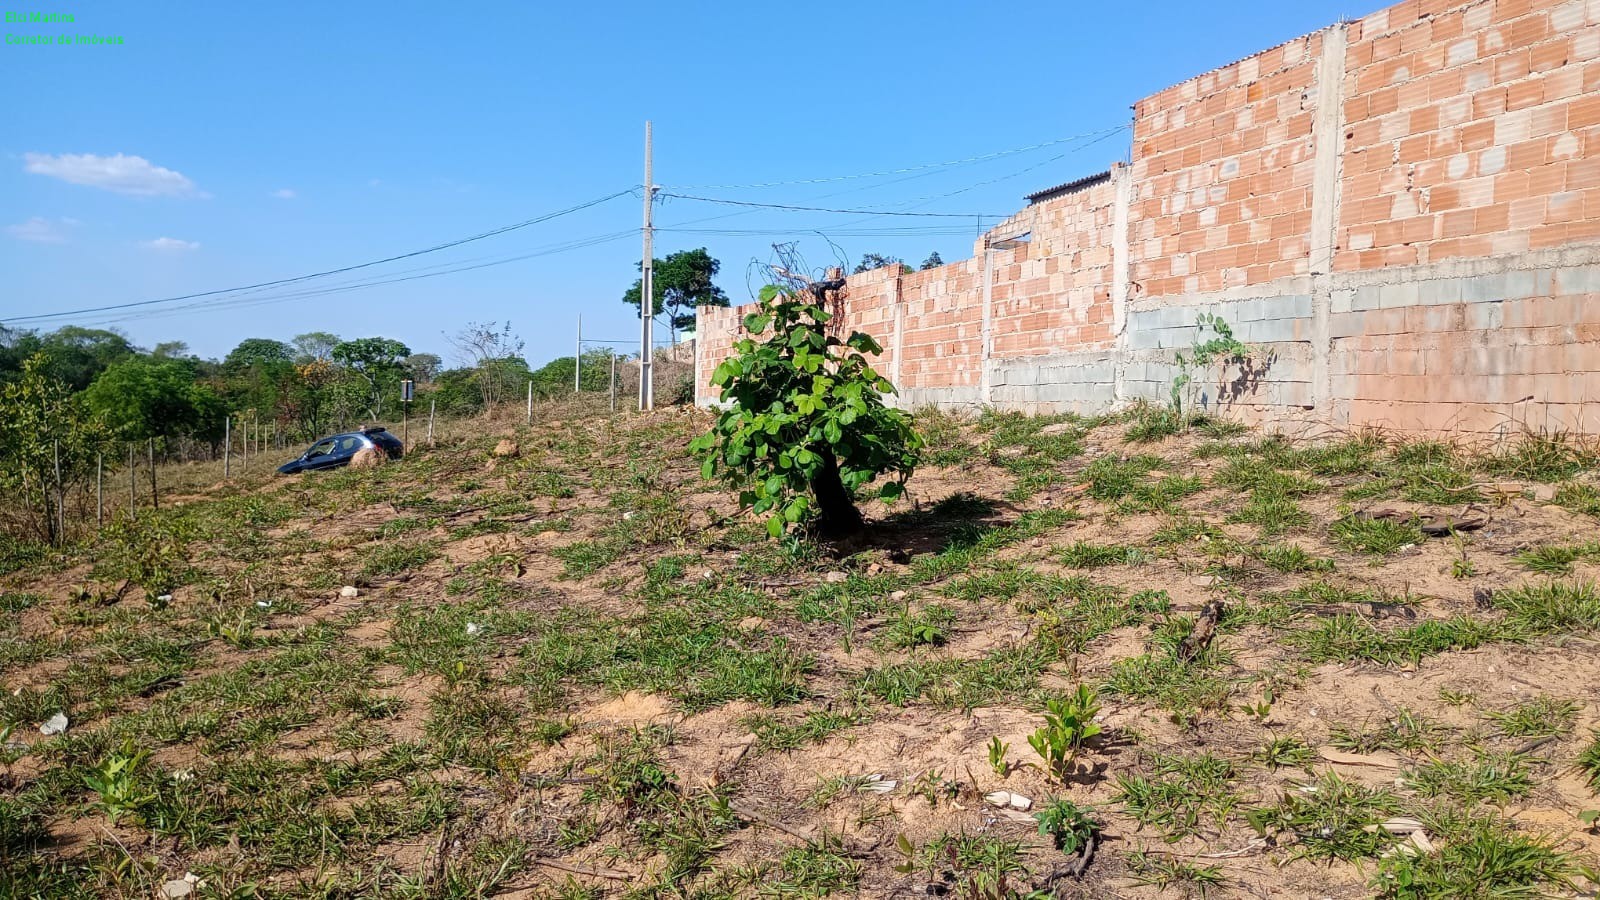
<box><xmin>823</xmin><ymin>571</ymin><xmax>849</xmax><ymax>584</ymax></box>
<box><xmin>339</xmin><ymin>586</ymin><xmax>360</xmax><ymax>599</ymax></box>
<box><xmin>701</xmin><ymin>570</ymin><xmax>715</xmax><ymax>581</ymax></box>
<box><xmin>39</xmin><ymin>712</ymin><xmax>67</xmax><ymax>736</ymax></box>
<box><xmin>1038</xmin><ymin>423</ymin><xmax>1075</xmax><ymax>437</ymax></box>
<box><xmin>1189</xmin><ymin>575</ymin><xmax>1220</xmax><ymax>587</ymax></box>
<box><xmin>1531</xmin><ymin>484</ymin><xmax>1557</xmax><ymax>502</ymax></box>
<box><xmin>349</xmin><ymin>445</ymin><xmax>387</xmax><ymax>470</ymax></box>
<box><xmin>465</xmin><ymin>622</ymin><xmax>482</xmax><ymax>636</ymax></box>
<box><xmin>859</xmin><ymin>774</ymin><xmax>896</xmax><ymax>793</ymax></box>
<box><xmin>737</xmin><ymin>617</ymin><xmax>768</xmax><ymax>631</ymax></box>
<box><xmin>889</xmin><ymin>590</ymin><xmax>908</xmax><ymax>602</ymax></box>
<box><xmin>492</xmin><ymin>439</ymin><xmax>520</xmax><ymax>458</ymax></box>
<box><xmin>865</xmin><ymin>563</ymin><xmax>883</xmax><ymax>576</ymax></box>
<box><xmin>984</xmin><ymin>790</ymin><xmax>1032</xmax><ymax>810</ymax></box>
<box><xmin>161</xmin><ymin>879</ymin><xmax>194</xmax><ymax>899</ymax></box>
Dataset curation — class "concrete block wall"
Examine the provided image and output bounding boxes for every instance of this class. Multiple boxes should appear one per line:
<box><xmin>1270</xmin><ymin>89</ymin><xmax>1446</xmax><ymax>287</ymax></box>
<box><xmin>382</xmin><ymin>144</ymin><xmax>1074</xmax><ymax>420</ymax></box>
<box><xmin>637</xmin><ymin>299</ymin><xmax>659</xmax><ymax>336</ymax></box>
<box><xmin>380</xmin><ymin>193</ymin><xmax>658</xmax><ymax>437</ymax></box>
<box><xmin>697</xmin><ymin>0</ymin><xmax>1600</xmax><ymax>437</ymax></box>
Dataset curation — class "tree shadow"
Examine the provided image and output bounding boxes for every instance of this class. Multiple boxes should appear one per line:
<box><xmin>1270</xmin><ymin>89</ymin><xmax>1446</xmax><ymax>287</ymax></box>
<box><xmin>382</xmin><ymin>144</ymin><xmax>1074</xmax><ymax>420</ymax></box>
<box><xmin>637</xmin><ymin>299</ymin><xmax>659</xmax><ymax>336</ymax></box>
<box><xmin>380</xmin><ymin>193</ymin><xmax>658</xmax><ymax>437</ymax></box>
<box><xmin>847</xmin><ymin>491</ymin><xmax>1012</xmax><ymax>558</ymax></box>
<box><xmin>1198</xmin><ymin>349</ymin><xmax>1279</xmax><ymax>412</ymax></box>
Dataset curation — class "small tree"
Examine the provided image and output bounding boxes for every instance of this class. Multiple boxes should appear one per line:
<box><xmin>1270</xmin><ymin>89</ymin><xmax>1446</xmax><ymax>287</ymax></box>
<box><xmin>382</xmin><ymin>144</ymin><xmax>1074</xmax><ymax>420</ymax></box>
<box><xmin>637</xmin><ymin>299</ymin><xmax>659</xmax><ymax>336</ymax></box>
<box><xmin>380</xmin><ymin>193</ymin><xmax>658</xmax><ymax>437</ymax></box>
<box><xmin>690</xmin><ymin>277</ymin><xmax>921</xmax><ymax>537</ymax></box>
<box><xmin>920</xmin><ymin>251</ymin><xmax>944</xmax><ymax>270</ymax></box>
<box><xmin>1171</xmin><ymin>313</ymin><xmax>1251</xmax><ymax>421</ymax></box>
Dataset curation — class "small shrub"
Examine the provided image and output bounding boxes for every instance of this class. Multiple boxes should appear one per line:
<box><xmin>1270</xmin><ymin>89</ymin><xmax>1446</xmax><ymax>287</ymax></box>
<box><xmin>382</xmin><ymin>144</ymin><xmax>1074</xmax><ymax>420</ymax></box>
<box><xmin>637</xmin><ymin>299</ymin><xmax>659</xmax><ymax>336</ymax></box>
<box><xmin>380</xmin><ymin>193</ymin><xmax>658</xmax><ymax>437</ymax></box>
<box><xmin>1033</xmin><ymin>797</ymin><xmax>1097</xmax><ymax>853</ymax></box>
<box><xmin>1028</xmin><ymin>685</ymin><xmax>1102</xmax><ymax>780</ymax></box>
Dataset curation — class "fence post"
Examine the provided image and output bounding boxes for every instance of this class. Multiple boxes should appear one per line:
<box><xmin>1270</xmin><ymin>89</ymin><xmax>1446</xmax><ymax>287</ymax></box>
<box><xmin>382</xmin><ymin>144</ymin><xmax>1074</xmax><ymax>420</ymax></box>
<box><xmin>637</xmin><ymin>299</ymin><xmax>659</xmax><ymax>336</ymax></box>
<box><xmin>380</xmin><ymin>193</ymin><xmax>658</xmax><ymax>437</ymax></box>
<box><xmin>52</xmin><ymin>439</ymin><xmax>64</xmax><ymax>545</ymax></box>
<box><xmin>96</xmin><ymin>452</ymin><xmax>103</xmax><ymax>527</ymax></box>
<box><xmin>128</xmin><ymin>442</ymin><xmax>137</xmax><ymax>521</ymax></box>
<box><xmin>148</xmin><ymin>437</ymin><xmax>158</xmax><ymax>511</ymax></box>
<box><xmin>224</xmin><ymin>416</ymin><xmax>231</xmax><ymax>479</ymax></box>
<box><xmin>428</xmin><ymin>399</ymin><xmax>436</xmax><ymax>447</ymax></box>
<box><xmin>610</xmin><ymin>352</ymin><xmax>617</xmax><ymax>412</ymax></box>
<box><xmin>526</xmin><ymin>381</ymin><xmax>533</xmax><ymax>426</ymax></box>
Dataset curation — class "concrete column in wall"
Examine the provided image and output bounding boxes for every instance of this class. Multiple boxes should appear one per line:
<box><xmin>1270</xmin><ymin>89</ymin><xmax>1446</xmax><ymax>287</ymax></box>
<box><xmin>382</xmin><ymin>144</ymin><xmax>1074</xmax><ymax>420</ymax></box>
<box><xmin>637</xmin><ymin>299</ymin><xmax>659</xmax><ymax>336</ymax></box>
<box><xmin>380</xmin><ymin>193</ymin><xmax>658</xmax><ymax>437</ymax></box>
<box><xmin>981</xmin><ymin>249</ymin><xmax>994</xmax><ymax>407</ymax></box>
<box><xmin>1308</xmin><ymin>23</ymin><xmax>1348</xmax><ymax>416</ymax></box>
<box><xmin>890</xmin><ymin>271</ymin><xmax>905</xmax><ymax>406</ymax></box>
<box><xmin>1111</xmin><ymin>162</ymin><xmax>1133</xmax><ymax>341</ymax></box>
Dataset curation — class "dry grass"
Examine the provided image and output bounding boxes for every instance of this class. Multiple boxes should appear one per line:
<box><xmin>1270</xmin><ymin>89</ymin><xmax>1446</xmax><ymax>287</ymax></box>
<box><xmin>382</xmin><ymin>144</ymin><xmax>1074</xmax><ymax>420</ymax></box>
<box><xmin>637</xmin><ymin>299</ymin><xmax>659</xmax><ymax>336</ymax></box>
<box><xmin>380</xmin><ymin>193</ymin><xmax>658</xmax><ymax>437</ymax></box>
<box><xmin>2</xmin><ymin>399</ymin><xmax>1598</xmax><ymax>898</ymax></box>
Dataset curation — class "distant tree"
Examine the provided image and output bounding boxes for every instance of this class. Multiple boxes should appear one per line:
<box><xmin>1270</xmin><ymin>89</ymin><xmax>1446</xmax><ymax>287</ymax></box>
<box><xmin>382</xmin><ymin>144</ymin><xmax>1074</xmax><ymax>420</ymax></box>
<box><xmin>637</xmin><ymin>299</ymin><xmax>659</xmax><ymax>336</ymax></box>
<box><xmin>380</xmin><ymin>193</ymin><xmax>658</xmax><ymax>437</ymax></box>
<box><xmin>404</xmin><ymin>353</ymin><xmax>443</xmax><ymax>384</ymax></box>
<box><xmin>291</xmin><ymin>331</ymin><xmax>341</xmax><ymax>364</ymax></box>
<box><xmin>0</xmin><ymin>325</ymin><xmax>43</xmax><ymax>384</ymax></box>
<box><xmin>447</xmin><ymin>321</ymin><xmax>526</xmax><ymax>411</ymax></box>
<box><xmin>854</xmin><ymin>253</ymin><xmax>909</xmax><ymax>275</ymax></box>
<box><xmin>36</xmin><ymin>326</ymin><xmax>136</xmax><ymax>390</ymax></box>
<box><xmin>331</xmin><ymin>337</ymin><xmax>411</xmax><ymax>421</ymax></box>
<box><xmin>920</xmin><ymin>251</ymin><xmax>944</xmax><ymax>270</ymax></box>
<box><xmin>528</xmin><ymin>349</ymin><xmax>614</xmax><ymax>398</ymax></box>
<box><xmin>622</xmin><ymin>248</ymin><xmax>730</xmax><ymax>343</ymax></box>
<box><xmin>223</xmin><ymin>338</ymin><xmax>293</xmax><ymax>373</ymax></box>
<box><xmin>151</xmin><ymin>341</ymin><xmax>191</xmax><ymax>359</ymax></box>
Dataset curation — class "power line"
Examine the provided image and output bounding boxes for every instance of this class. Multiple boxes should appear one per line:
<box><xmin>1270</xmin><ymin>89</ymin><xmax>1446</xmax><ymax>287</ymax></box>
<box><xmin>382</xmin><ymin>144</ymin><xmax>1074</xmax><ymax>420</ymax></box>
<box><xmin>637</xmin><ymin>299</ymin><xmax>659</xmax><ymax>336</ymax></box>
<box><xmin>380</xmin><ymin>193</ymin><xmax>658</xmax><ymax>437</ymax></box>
<box><xmin>657</xmin><ymin>192</ymin><xmax>1007</xmax><ymax>219</ymax></box>
<box><xmin>66</xmin><ymin>230</ymin><xmax>640</xmax><ymax>328</ymax></box>
<box><xmin>5</xmin><ymin>189</ymin><xmax>637</xmax><ymax>325</ymax></box>
<box><xmin>668</xmin><ymin>125</ymin><xmax>1131</xmax><ymax>190</ymax></box>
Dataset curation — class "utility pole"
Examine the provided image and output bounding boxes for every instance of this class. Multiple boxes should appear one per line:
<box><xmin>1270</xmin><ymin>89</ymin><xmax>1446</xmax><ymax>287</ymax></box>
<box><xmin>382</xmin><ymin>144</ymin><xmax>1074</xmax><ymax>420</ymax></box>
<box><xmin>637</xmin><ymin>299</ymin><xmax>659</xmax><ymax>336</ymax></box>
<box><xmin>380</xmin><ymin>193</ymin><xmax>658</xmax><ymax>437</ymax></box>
<box><xmin>639</xmin><ymin>120</ymin><xmax>655</xmax><ymax>411</ymax></box>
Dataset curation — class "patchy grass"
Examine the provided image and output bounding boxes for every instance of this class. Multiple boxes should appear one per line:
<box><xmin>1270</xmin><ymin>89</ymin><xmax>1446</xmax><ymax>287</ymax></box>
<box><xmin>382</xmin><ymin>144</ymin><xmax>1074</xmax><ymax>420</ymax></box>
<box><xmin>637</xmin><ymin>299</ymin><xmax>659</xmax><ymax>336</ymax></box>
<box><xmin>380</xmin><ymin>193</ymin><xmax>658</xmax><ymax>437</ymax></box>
<box><xmin>3</xmin><ymin>401</ymin><xmax>1598</xmax><ymax>897</ymax></box>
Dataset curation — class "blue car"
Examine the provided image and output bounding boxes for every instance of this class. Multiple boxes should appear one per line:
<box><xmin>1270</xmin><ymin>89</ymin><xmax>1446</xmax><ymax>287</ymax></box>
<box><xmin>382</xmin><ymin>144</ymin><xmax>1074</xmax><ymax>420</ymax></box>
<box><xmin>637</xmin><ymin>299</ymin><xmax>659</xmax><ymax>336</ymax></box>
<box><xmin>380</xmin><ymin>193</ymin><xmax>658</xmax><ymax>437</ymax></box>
<box><xmin>277</xmin><ymin>426</ymin><xmax>404</xmax><ymax>474</ymax></box>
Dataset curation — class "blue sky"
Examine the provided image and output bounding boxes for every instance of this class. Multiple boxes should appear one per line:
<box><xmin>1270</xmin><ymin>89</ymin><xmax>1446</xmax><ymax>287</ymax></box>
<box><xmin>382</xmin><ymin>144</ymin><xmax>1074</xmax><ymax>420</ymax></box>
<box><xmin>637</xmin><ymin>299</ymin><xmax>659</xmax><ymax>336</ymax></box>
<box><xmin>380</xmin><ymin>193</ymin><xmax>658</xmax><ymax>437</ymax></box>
<box><xmin>2</xmin><ymin>0</ymin><xmax>1368</xmax><ymax>366</ymax></box>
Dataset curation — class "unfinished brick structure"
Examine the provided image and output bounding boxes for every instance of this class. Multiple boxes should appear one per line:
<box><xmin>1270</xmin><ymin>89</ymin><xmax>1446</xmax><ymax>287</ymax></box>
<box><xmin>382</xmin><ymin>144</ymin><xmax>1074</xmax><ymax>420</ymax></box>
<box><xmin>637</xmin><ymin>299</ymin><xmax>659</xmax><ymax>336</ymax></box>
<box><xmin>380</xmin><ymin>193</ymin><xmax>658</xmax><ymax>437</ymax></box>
<box><xmin>697</xmin><ymin>0</ymin><xmax>1600</xmax><ymax>436</ymax></box>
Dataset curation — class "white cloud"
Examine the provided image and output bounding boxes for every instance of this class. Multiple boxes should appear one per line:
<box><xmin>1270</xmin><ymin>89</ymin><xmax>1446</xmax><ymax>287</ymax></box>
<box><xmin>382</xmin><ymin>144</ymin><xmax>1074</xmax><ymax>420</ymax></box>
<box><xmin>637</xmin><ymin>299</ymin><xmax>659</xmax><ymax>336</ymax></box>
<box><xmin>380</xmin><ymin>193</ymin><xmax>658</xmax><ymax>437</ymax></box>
<box><xmin>6</xmin><ymin>216</ymin><xmax>70</xmax><ymax>243</ymax></box>
<box><xmin>272</xmin><ymin>188</ymin><xmax>296</xmax><ymax>199</ymax></box>
<box><xmin>24</xmin><ymin>152</ymin><xmax>199</xmax><ymax>197</ymax></box>
<box><xmin>142</xmin><ymin>237</ymin><xmax>199</xmax><ymax>252</ymax></box>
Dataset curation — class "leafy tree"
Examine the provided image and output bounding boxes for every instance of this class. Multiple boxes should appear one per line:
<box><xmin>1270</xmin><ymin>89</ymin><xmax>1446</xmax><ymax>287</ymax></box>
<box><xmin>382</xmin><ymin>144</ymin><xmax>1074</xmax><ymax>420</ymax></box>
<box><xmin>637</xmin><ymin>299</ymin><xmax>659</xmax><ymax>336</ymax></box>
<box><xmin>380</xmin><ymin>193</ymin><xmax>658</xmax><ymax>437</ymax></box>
<box><xmin>403</xmin><ymin>353</ymin><xmax>442</xmax><ymax>384</ymax></box>
<box><xmin>36</xmin><ymin>326</ymin><xmax>137</xmax><ymax>390</ymax></box>
<box><xmin>222</xmin><ymin>338</ymin><xmax>293</xmax><ymax>372</ymax></box>
<box><xmin>920</xmin><ymin>251</ymin><xmax>944</xmax><ymax>270</ymax></box>
<box><xmin>0</xmin><ymin>325</ymin><xmax>42</xmax><ymax>384</ymax></box>
<box><xmin>151</xmin><ymin>341</ymin><xmax>191</xmax><ymax>359</ymax></box>
<box><xmin>528</xmin><ymin>349</ymin><xmax>614</xmax><ymax>398</ymax></box>
<box><xmin>690</xmin><ymin>283</ymin><xmax>921</xmax><ymax>537</ymax></box>
<box><xmin>0</xmin><ymin>354</ymin><xmax>107</xmax><ymax>543</ymax></box>
<box><xmin>82</xmin><ymin>357</ymin><xmax>224</xmax><ymax>443</ymax></box>
<box><xmin>622</xmin><ymin>248</ymin><xmax>730</xmax><ymax>343</ymax></box>
<box><xmin>332</xmin><ymin>337</ymin><xmax>411</xmax><ymax>420</ymax></box>
<box><xmin>853</xmin><ymin>253</ymin><xmax>906</xmax><ymax>275</ymax></box>
<box><xmin>291</xmin><ymin>331</ymin><xmax>341</xmax><ymax>364</ymax></box>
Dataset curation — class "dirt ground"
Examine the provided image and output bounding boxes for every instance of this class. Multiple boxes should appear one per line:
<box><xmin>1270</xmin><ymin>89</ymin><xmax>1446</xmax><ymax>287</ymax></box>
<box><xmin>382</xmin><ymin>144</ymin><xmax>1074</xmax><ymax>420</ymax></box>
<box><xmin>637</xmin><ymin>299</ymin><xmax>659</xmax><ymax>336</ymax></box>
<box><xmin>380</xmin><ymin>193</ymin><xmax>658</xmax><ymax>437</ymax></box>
<box><xmin>3</xmin><ymin>398</ymin><xmax>1599</xmax><ymax>898</ymax></box>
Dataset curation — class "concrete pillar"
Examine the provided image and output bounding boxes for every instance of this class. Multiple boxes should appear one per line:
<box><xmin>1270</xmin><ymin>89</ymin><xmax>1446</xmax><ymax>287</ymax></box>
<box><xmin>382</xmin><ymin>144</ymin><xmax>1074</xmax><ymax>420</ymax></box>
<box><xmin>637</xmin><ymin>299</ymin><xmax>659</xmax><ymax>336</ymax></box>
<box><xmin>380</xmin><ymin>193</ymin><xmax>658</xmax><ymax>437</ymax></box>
<box><xmin>890</xmin><ymin>273</ymin><xmax>905</xmax><ymax>403</ymax></box>
<box><xmin>1308</xmin><ymin>23</ymin><xmax>1348</xmax><ymax>415</ymax></box>
<box><xmin>1111</xmin><ymin>162</ymin><xmax>1133</xmax><ymax>340</ymax></box>
<box><xmin>981</xmin><ymin>249</ymin><xmax>994</xmax><ymax>406</ymax></box>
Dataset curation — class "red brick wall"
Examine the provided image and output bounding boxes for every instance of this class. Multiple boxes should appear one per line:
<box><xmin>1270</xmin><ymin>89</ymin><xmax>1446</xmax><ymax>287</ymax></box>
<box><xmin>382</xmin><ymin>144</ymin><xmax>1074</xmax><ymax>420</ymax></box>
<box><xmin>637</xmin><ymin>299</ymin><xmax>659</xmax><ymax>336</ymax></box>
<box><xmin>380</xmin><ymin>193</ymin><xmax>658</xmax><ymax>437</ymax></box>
<box><xmin>1130</xmin><ymin>33</ymin><xmax>1324</xmax><ymax>296</ymax></box>
<box><xmin>1338</xmin><ymin>0</ymin><xmax>1600</xmax><ymax>269</ymax></box>
<box><xmin>991</xmin><ymin>178</ymin><xmax>1119</xmax><ymax>355</ymax></box>
<box><xmin>696</xmin><ymin>0</ymin><xmax>1600</xmax><ymax>436</ymax></box>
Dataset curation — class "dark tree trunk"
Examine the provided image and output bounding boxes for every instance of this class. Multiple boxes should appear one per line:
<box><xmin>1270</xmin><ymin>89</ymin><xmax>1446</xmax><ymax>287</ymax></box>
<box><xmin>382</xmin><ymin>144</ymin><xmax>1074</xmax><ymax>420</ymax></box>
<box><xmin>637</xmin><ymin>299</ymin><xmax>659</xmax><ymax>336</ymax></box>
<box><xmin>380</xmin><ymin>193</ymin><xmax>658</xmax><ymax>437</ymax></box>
<box><xmin>811</xmin><ymin>449</ymin><xmax>864</xmax><ymax>537</ymax></box>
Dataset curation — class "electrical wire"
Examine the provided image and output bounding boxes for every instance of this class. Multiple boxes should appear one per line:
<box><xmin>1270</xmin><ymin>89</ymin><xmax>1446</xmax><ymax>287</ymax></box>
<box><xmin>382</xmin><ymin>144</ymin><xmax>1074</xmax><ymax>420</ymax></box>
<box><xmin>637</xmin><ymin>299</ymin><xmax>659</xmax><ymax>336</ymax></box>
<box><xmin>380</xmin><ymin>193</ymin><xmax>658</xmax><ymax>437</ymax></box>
<box><xmin>67</xmin><ymin>229</ymin><xmax>640</xmax><ymax>328</ymax></box>
<box><xmin>656</xmin><ymin>192</ymin><xmax>1006</xmax><ymax>219</ymax></box>
<box><xmin>668</xmin><ymin>125</ymin><xmax>1131</xmax><ymax>190</ymax></box>
<box><xmin>5</xmin><ymin>189</ymin><xmax>637</xmax><ymax>325</ymax></box>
